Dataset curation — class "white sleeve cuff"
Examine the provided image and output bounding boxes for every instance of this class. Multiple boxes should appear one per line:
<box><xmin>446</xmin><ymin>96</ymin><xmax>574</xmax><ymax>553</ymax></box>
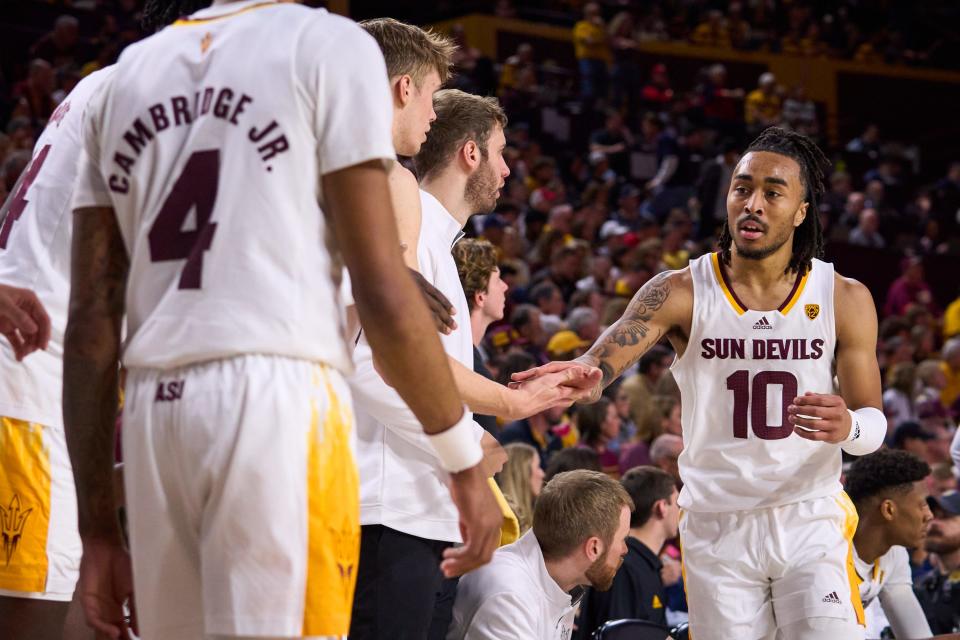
<box><xmin>840</xmin><ymin>407</ymin><xmax>886</xmax><ymax>456</ymax></box>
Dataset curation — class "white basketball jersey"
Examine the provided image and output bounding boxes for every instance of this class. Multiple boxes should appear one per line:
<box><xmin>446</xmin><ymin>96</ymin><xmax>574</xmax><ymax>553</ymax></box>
<box><xmin>854</xmin><ymin>545</ymin><xmax>912</xmax><ymax>609</ymax></box>
<box><xmin>71</xmin><ymin>1</ymin><xmax>394</xmax><ymax>373</ymax></box>
<box><xmin>0</xmin><ymin>66</ymin><xmax>115</xmax><ymax>428</ymax></box>
<box><xmin>672</xmin><ymin>253</ymin><xmax>841</xmax><ymax>512</ymax></box>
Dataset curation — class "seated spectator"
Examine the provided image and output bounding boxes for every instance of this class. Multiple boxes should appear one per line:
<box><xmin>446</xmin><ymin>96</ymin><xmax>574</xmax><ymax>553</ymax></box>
<box><xmin>782</xmin><ymin>84</ymin><xmax>818</xmax><ymax>137</ymax></box>
<box><xmin>848</xmin><ymin>208</ymin><xmax>886</xmax><ymax>248</ymax></box>
<box><xmin>650</xmin><ymin>433</ymin><xmax>683</xmax><ymax>488</ymax></box>
<box><xmin>941</xmin><ymin>338</ymin><xmax>960</xmax><ymax>414</ymax></box>
<box><xmin>882</xmin><ymin>362</ymin><xmax>918</xmax><ymax>431</ymax></box>
<box><xmin>448</xmin><ymin>470</ymin><xmax>633</xmax><ymax>640</ymax></box>
<box><xmin>576</xmin><ymin>398</ymin><xmax>622</xmax><ymax>478</ymax></box>
<box><xmin>846</xmin><ymin>124</ymin><xmax>882</xmax><ymax>161</ymax></box>
<box><xmin>890</xmin><ymin>421</ymin><xmax>934</xmax><ymax>462</ymax></box>
<box><xmin>529</xmin><ymin>280</ymin><xmax>565</xmax><ymax>325</ymax></box>
<box><xmin>496</xmin><ymin>443</ymin><xmax>545</xmax><ymax>534</ymax></box>
<box><xmin>510</xmin><ymin>303</ymin><xmax>548</xmax><ymax>363</ymax></box>
<box><xmin>947</xmin><ymin>290</ymin><xmax>960</xmax><ymax>341</ymax></box>
<box><xmin>499</xmin><ymin>400</ymin><xmax>565</xmax><ymax>471</ymax></box>
<box><xmin>915</xmin><ymin>491</ymin><xmax>960</xmax><ymax>635</ymax></box>
<box><xmin>574</xmin><ymin>467</ymin><xmax>680</xmax><ymax>639</ymax></box>
<box><xmin>744</xmin><ymin>72</ymin><xmax>781</xmax><ymax>134</ymax></box>
<box><xmin>884</xmin><ymin>257</ymin><xmax>938</xmax><ymax>318</ymax></box>
<box><xmin>11</xmin><ymin>60</ymin><xmax>56</xmax><ymax>125</ymax></box>
<box><xmin>640</xmin><ymin>63</ymin><xmax>673</xmax><ymax>109</ymax></box>
<box><xmin>619</xmin><ymin>395</ymin><xmax>680</xmax><ymax>476</ymax></box>
<box><xmin>927</xmin><ymin>462</ymin><xmax>958</xmax><ymax>498</ymax></box>
<box><xmin>566</xmin><ymin>307</ymin><xmax>600</xmax><ymax>342</ymax></box>
<box><xmin>611</xmin><ymin>385</ymin><xmax>637</xmax><ymax>445</ymax></box>
<box><xmin>499</xmin><ymin>43</ymin><xmax>534</xmax><ymax>94</ymax></box>
<box><xmin>30</xmin><ymin>15</ymin><xmax>81</xmax><ymax>69</ymax></box>
<box><xmin>691</xmin><ymin>10</ymin><xmax>732</xmax><ymax>48</ymax></box>
<box><xmin>589</xmin><ymin>110</ymin><xmax>633</xmax><ymax>178</ymax></box>
<box><xmin>545</xmin><ymin>447</ymin><xmax>603</xmax><ymax>483</ymax></box>
<box><xmin>546</xmin><ymin>330</ymin><xmax>589</xmax><ymax>362</ymax></box>
<box><xmin>845</xmin><ymin>450</ymin><xmax>934</xmax><ymax>640</ymax></box>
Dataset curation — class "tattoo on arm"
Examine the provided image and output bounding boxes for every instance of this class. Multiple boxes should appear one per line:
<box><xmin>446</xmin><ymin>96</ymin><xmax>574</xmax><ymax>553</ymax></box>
<box><xmin>63</xmin><ymin>208</ymin><xmax>129</xmax><ymax>542</ymax></box>
<box><xmin>580</xmin><ymin>272</ymin><xmax>672</xmax><ymax>392</ymax></box>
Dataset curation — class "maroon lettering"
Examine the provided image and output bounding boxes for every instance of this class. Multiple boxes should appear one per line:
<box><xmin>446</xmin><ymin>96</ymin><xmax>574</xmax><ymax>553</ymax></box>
<box><xmin>701</xmin><ymin>339</ymin><xmax>716</xmax><ymax>359</ymax></box>
<box><xmin>123</xmin><ymin>118</ymin><xmax>154</xmax><ymax>155</ymax></box>
<box><xmin>200</xmin><ymin>87</ymin><xmax>215</xmax><ymax>114</ymax></box>
<box><xmin>811</xmin><ymin>339</ymin><xmax>824</xmax><ymax>359</ymax></box>
<box><xmin>213</xmin><ymin>88</ymin><xmax>234</xmax><ymax>119</ymax></box>
<box><xmin>155</xmin><ymin>380</ymin><xmax>186</xmax><ymax>402</ymax></box>
<box><xmin>0</xmin><ymin>144</ymin><xmax>51</xmax><ymax>249</ymax></box>
<box><xmin>149</xmin><ymin>103</ymin><xmax>170</xmax><ymax>132</ymax></box>
<box><xmin>171</xmin><ymin>96</ymin><xmax>191</xmax><ymax>126</ymax></box>
<box><xmin>108</xmin><ymin>174</ymin><xmax>129</xmax><ymax>194</ymax></box>
<box><xmin>248</xmin><ymin>120</ymin><xmax>278</xmax><ymax>142</ymax></box>
<box><xmin>114</xmin><ymin>152</ymin><xmax>135</xmax><ymax>175</ymax></box>
<box><xmin>230</xmin><ymin>94</ymin><xmax>252</xmax><ymax>125</ymax></box>
<box><xmin>258</xmin><ymin>135</ymin><xmax>289</xmax><ymax>162</ymax></box>
<box><xmin>727</xmin><ymin>369</ymin><xmax>799</xmax><ymax>440</ymax></box>
<box><xmin>753</xmin><ymin>339</ymin><xmax>766</xmax><ymax>359</ymax></box>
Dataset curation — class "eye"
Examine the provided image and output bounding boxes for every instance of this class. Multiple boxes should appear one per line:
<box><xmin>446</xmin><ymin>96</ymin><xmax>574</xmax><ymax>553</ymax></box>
<box><xmin>734</xmin><ymin>186</ymin><xmax>748</xmax><ymax>195</ymax></box>
<box><xmin>766</xmin><ymin>191</ymin><xmax>780</xmax><ymax>199</ymax></box>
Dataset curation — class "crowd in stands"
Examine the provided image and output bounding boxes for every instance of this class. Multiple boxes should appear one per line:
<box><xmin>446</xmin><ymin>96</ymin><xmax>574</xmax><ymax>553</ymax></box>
<box><xmin>3</xmin><ymin>1</ymin><xmax>960</xmax><ymax>636</ymax></box>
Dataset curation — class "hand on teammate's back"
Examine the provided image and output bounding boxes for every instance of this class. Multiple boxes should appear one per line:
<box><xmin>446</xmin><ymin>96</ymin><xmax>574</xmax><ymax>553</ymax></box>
<box><xmin>409</xmin><ymin>267</ymin><xmax>458</xmax><ymax>334</ymax></box>
<box><xmin>441</xmin><ymin>464</ymin><xmax>502</xmax><ymax>578</ymax></box>
<box><xmin>0</xmin><ymin>283</ymin><xmax>51</xmax><ymax>360</ymax></box>
<box><xmin>788</xmin><ymin>392</ymin><xmax>854</xmax><ymax>443</ymax></box>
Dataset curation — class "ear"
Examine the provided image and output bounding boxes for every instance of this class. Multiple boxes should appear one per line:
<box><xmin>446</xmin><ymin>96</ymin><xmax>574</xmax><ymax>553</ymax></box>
<box><xmin>880</xmin><ymin>498</ymin><xmax>897</xmax><ymax>522</ymax></box>
<box><xmin>653</xmin><ymin>498</ymin><xmax>667</xmax><ymax>520</ymax></box>
<box><xmin>474</xmin><ymin>290</ymin><xmax>485</xmax><ymax>308</ymax></box>
<box><xmin>584</xmin><ymin>535</ymin><xmax>604</xmax><ymax>562</ymax></box>
<box><xmin>794</xmin><ymin>201</ymin><xmax>809</xmax><ymax>228</ymax></box>
<box><xmin>393</xmin><ymin>74</ymin><xmax>414</xmax><ymax>108</ymax></box>
<box><xmin>461</xmin><ymin>140</ymin><xmax>481</xmax><ymax>171</ymax></box>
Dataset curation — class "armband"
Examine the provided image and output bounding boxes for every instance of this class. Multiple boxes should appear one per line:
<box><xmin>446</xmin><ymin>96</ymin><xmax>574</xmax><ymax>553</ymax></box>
<box><xmin>428</xmin><ymin>409</ymin><xmax>483</xmax><ymax>473</ymax></box>
<box><xmin>840</xmin><ymin>407</ymin><xmax>886</xmax><ymax>456</ymax></box>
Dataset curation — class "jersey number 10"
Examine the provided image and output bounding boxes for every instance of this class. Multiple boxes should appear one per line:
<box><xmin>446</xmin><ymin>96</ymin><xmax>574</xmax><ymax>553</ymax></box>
<box><xmin>726</xmin><ymin>370</ymin><xmax>799</xmax><ymax>440</ymax></box>
<box><xmin>148</xmin><ymin>149</ymin><xmax>220</xmax><ymax>289</ymax></box>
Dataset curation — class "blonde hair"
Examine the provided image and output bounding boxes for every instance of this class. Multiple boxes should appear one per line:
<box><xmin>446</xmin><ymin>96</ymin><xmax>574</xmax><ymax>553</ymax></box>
<box><xmin>495</xmin><ymin>443</ymin><xmax>538</xmax><ymax>534</ymax></box>
<box><xmin>359</xmin><ymin>18</ymin><xmax>456</xmax><ymax>86</ymax></box>
<box><xmin>533</xmin><ymin>470</ymin><xmax>633</xmax><ymax>561</ymax></box>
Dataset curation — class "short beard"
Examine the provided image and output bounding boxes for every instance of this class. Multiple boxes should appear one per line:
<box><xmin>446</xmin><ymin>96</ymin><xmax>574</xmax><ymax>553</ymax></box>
<box><xmin>732</xmin><ymin>225</ymin><xmax>793</xmax><ymax>261</ymax></box>
<box><xmin>584</xmin><ymin>547</ymin><xmax>621</xmax><ymax>592</ymax></box>
<box><xmin>465</xmin><ymin>158</ymin><xmax>498</xmax><ymax>215</ymax></box>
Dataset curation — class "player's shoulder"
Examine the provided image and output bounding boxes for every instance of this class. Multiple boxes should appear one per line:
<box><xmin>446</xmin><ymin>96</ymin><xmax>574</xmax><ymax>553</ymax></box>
<box><xmin>832</xmin><ymin>270</ymin><xmax>874</xmax><ymax>306</ymax></box>
<box><xmin>652</xmin><ymin>266</ymin><xmax>694</xmax><ymax>299</ymax></box>
<box><xmin>389</xmin><ymin>162</ymin><xmax>419</xmax><ymax>193</ymax></box>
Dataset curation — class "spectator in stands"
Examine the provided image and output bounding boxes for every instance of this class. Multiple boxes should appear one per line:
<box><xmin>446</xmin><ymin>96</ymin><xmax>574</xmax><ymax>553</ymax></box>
<box><xmin>781</xmin><ymin>84</ymin><xmax>819</xmax><ymax>137</ymax></box>
<box><xmin>846</xmin><ymin>123</ymin><xmax>882</xmax><ymax>161</ymax></box>
<box><xmin>928</xmin><ymin>462</ymin><xmax>958</xmax><ymax>498</ymax></box>
<box><xmin>11</xmin><ymin>59</ymin><xmax>56</xmax><ymax>125</ymax></box>
<box><xmin>884</xmin><ymin>257</ymin><xmax>938</xmax><ymax>317</ymax></box>
<box><xmin>649</xmin><ymin>433</ymin><xmax>683</xmax><ymax>488</ymax></box>
<box><xmin>573</xmin><ymin>3</ymin><xmax>610</xmax><ymax>106</ymax></box>
<box><xmin>574</xmin><ymin>467</ymin><xmax>680</xmax><ymax>639</ymax></box>
<box><xmin>941</xmin><ymin>338</ymin><xmax>960</xmax><ymax>415</ymax></box>
<box><xmin>943</xmin><ymin>287</ymin><xmax>960</xmax><ymax>340</ymax></box>
<box><xmin>498</xmin><ymin>396</ymin><xmax>565</xmax><ymax>471</ymax></box>
<box><xmin>589</xmin><ymin>110</ymin><xmax>633</xmax><ymax>178</ymax></box>
<box><xmin>607</xmin><ymin>12</ymin><xmax>639</xmax><ymax>112</ymax></box>
<box><xmin>932</xmin><ymin>162</ymin><xmax>960</xmax><ymax>237</ymax></box>
<box><xmin>915</xmin><ymin>491</ymin><xmax>960</xmax><ymax>634</ymax></box>
<box><xmin>30</xmin><ymin>15</ymin><xmax>81</xmax><ymax>69</ymax></box>
<box><xmin>640</xmin><ymin>63</ymin><xmax>673</xmax><ymax>109</ymax></box>
<box><xmin>890</xmin><ymin>421</ymin><xmax>934</xmax><ymax>462</ymax></box>
<box><xmin>546</xmin><ymin>330</ymin><xmax>589</xmax><ymax>361</ymax></box>
<box><xmin>744</xmin><ymin>72</ymin><xmax>781</xmax><ymax>135</ymax></box>
<box><xmin>495</xmin><ymin>443</ymin><xmax>544</xmax><ymax>534</ymax></box>
<box><xmin>883</xmin><ymin>362</ymin><xmax>918</xmax><ymax>431</ymax></box>
<box><xmin>498</xmin><ymin>43</ymin><xmax>534</xmax><ymax>94</ymax></box>
<box><xmin>694</xmin><ymin>137</ymin><xmax>739</xmax><ymax>239</ymax></box>
<box><xmin>545</xmin><ymin>447</ymin><xmax>603</xmax><ymax>482</ymax></box>
<box><xmin>849</xmin><ymin>208</ymin><xmax>886</xmax><ymax>248</ymax></box>
<box><xmin>566</xmin><ymin>307</ymin><xmax>600</xmax><ymax>342</ymax></box>
<box><xmin>531</xmin><ymin>244</ymin><xmax>581</xmax><ymax>301</ymax></box>
<box><xmin>454</xmin><ymin>238</ymin><xmax>511</xmax><ymax>435</ymax></box>
<box><xmin>699</xmin><ymin>64</ymin><xmax>744</xmax><ymax>137</ymax></box>
<box><xmin>577</xmin><ymin>398</ymin><xmax>622</xmax><ymax>478</ymax></box>
<box><xmin>691</xmin><ymin>10</ymin><xmax>731</xmax><ymax>48</ymax></box>
<box><xmin>448</xmin><ymin>470</ymin><xmax>633</xmax><ymax>640</ymax></box>
<box><xmin>916</xmin><ymin>359</ymin><xmax>948</xmax><ymax>408</ymax></box>
<box><xmin>510</xmin><ymin>303</ymin><xmax>548</xmax><ymax>363</ymax></box>
<box><xmin>844</xmin><ymin>450</ymin><xmax>934</xmax><ymax>640</ymax></box>
<box><xmin>821</xmin><ymin>171</ymin><xmax>852</xmax><ymax>219</ymax></box>
<box><xmin>529</xmin><ymin>280</ymin><xmax>565</xmax><ymax>325</ymax></box>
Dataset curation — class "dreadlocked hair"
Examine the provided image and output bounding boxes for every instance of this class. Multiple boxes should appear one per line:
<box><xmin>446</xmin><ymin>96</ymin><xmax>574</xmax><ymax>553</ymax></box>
<box><xmin>142</xmin><ymin>0</ymin><xmax>209</xmax><ymax>30</ymax></box>
<box><xmin>718</xmin><ymin>126</ymin><xmax>831</xmax><ymax>275</ymax></box>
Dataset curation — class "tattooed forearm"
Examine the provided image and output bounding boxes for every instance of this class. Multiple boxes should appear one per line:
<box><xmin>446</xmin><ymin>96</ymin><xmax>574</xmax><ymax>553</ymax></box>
<box><xmin>63</xmin><ymin>207</ymin><xmax>129</xmax><ymax>542</ymax></box>
<box><xmin>578</xmin><ymin>272</ymin><xmax>672</xmax><ymax>392</ymax></box>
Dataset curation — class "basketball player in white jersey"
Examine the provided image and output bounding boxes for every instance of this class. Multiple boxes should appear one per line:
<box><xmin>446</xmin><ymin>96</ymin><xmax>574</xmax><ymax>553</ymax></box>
<box><xmin>0</xmin><ymin>283</ymin><xmax>50</xmax><ymax>360</ymax></box>
<box><xmin>0</xmin><ymin>63</ymin><xmax>116</xmax><ymax>639</ymax></box>
<box><xmin>63</xmin><ymin>2</ymin><xmax>500</xmax><ymax>639</ymax></box>
<box><xmin>516</xmin><ymin>127</ymin><xmax>887</xmax><ymax>639</ymax></box>
<box><xmin>845</xmin><ymin>449</ymin><xmax>934</xmax><ymax>639</ymax></box>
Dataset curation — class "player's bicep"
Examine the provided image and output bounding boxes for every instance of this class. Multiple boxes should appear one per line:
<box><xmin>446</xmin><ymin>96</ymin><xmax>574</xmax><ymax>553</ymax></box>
<box><xmin>389</xmin><ymin>167</ymin><xmax>422</xmax><ymax>271</ymax></box>
<box><xmin>835</xmin><ymin>278</ymin><xmax>882</xmax><ymax>410</ymax></box>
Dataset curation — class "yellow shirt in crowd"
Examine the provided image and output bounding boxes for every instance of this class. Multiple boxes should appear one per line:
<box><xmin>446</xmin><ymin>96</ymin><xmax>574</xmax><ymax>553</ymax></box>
<box><xmin>745</xmin><ymin>89</ymin><xmax>781</xmax><ymax>125</ymax></box>
<box><xmin>573</xmin><ymin>20</ymin><xmax>611</xmax><ymax>62</ymax></box>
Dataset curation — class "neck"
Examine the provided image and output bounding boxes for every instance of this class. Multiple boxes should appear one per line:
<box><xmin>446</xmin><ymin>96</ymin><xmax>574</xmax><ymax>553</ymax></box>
<box><xmin>471</xmin><ymin>311</ymin><xmax>492</xmax><ymax>346</ymax></box>
<box><xmin>939</xmin><ymin>548</ymin><xmax>960</xmax><ymax>573</ymax></box>
<box><xmin>422</xmin><ymin>173</ymin><xmax>473</xmax><ymax>227</ymax></box>
<box><xmin>630</xmin><ymin>525</ymin><xmax>666</xmax><ymax>557</ymax></box>
<box><xmin>728</xmin><ymin>243</ymin><xmax>794</xmax><ymax>288</ymax></box>
<box><xmin>543</xmin><ymin>556</ymin><xmax>585</xmax><ymax>593</ymax></box>
<box><xmin>852</xmin><ymin>519</ymin><xmax>890</xmax><ymax>565</ymax></box>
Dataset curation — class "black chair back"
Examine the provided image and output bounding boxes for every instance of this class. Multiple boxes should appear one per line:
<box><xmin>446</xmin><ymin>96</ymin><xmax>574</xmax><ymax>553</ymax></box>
<box><xmin>593</xmin><ymin>618</ymin><xmax>671</xmax><ymax>640</ymax></box>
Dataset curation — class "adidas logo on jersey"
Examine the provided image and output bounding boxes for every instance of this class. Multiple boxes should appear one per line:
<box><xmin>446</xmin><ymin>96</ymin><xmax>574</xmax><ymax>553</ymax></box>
<box><xmin>752</xmin><ymin>316</ymin><xmax>773</xmax><ymax>330</ymax></box>
<box><xmin>821</xmin><ymin>591</ymin><xmax>842</xmax><ymax>605</ymax></box>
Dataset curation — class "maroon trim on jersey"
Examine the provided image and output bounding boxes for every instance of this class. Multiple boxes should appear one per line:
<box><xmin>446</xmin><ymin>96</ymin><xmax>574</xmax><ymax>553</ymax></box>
<box><xmin>715</xmin><ymin>252</ymin><xmax>806</xmax><ymax>313</ymax></box>
<box><xmin>777</xmin><ymin>269</ymin><xmax>805</xmax><ymax>312</ymax></box>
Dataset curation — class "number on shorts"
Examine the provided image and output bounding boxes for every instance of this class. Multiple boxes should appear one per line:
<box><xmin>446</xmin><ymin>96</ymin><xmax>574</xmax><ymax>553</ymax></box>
<box><xmin>147</xmin><ymin>149</ymin><xmax>220</xmax><ymax>289</ymax></box>
<box><xmin>0</xmin><ymin>144</ymin><xmax>52</xmax><ymax>249</ymax></box>
<box><xmin>726</xmin><ymin>369</ymin><xmax>798</xmax><ymax>440</ymax></box>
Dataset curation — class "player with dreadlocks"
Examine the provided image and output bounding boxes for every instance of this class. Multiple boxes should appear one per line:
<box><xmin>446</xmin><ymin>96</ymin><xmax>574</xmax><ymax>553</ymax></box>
<box><xmin>515</xmin><ymin>126</ymin><xmax>886</xmax><ymax>639</ymax></box>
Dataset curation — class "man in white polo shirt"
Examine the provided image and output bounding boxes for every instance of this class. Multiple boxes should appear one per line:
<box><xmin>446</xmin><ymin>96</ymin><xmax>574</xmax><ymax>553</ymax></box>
<box><xmin>448</xmin><ymin>469</ymin><xmax>634</xmax><ymax>640</ymax></box>
<box><xmin>349</xmin><ymin>89</ymin><xmax>591</xmax><ymax>639</ymax></box>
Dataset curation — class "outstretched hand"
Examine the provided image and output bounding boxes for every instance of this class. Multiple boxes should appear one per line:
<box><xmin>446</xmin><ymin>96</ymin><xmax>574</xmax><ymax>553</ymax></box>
<box><xmin>510</xmin><ymin>360</ymin><xmax>603</xmax><ymax>404</ymax></box>
<box><xmin>0</xmin><ymin>283</ymin><xmax>50</xmax><ymax>360</ymax></box>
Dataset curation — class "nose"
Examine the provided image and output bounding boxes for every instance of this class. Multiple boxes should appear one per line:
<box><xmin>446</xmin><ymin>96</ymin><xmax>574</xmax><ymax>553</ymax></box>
<box><xmin>745</xmin><ymin>190</ymin><xmax>764</xmax><ymax>215</ymax></box>
<box><xmin>429</xmin><ymin>107</ymin><xmax>437</xmax><ymax>123</ymax></box>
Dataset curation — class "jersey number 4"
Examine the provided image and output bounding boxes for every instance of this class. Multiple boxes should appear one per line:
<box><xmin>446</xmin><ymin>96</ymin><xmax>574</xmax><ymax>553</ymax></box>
<box><xmin>0</xmin><ymin>144</ymin><xmax>52</xmax><ymax>249</ymax></box>
<box><xmin>726</xmin><ymin>370</ymin><xmax>798</xmax><ymax>440</ymax></box>
<box><xmin>148</xmin><ymin>149</ymin><xmax>219</xmax><ymax>289</ymax></box>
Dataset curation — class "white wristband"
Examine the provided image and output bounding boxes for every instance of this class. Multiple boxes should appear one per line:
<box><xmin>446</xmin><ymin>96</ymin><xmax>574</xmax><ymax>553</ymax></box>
<box><xmin>841</xmin><ymin>407</ymin><xmax>886</xmax><ymax>456</ymax></box>
<box><xmin>428</xmin><ymin>409</ymin><xmax>483</xmax><ymax>473</ymax></box>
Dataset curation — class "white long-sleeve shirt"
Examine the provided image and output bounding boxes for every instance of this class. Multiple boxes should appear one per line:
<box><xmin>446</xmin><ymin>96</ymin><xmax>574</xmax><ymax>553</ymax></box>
<box><xmin>349</xmin><ymin>189</ymin><xmax>483</xmax><ymax>543</ymax></box>
<box><xmin>855</xmin><ymin>545</ymin><xmax>932</xmax><ymax>639</ymax></box>
<box><xmin>448</xmin><ymin>531</ymin><xmax>578</xmax><ymax>640</ymax></box>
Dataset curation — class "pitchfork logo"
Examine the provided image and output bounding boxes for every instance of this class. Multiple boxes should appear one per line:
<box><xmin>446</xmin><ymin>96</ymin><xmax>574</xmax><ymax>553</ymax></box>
<box><xmin>1</xmin><ymin>494</ymin><xmax>33</xmax><ymax>565</ymax></box>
